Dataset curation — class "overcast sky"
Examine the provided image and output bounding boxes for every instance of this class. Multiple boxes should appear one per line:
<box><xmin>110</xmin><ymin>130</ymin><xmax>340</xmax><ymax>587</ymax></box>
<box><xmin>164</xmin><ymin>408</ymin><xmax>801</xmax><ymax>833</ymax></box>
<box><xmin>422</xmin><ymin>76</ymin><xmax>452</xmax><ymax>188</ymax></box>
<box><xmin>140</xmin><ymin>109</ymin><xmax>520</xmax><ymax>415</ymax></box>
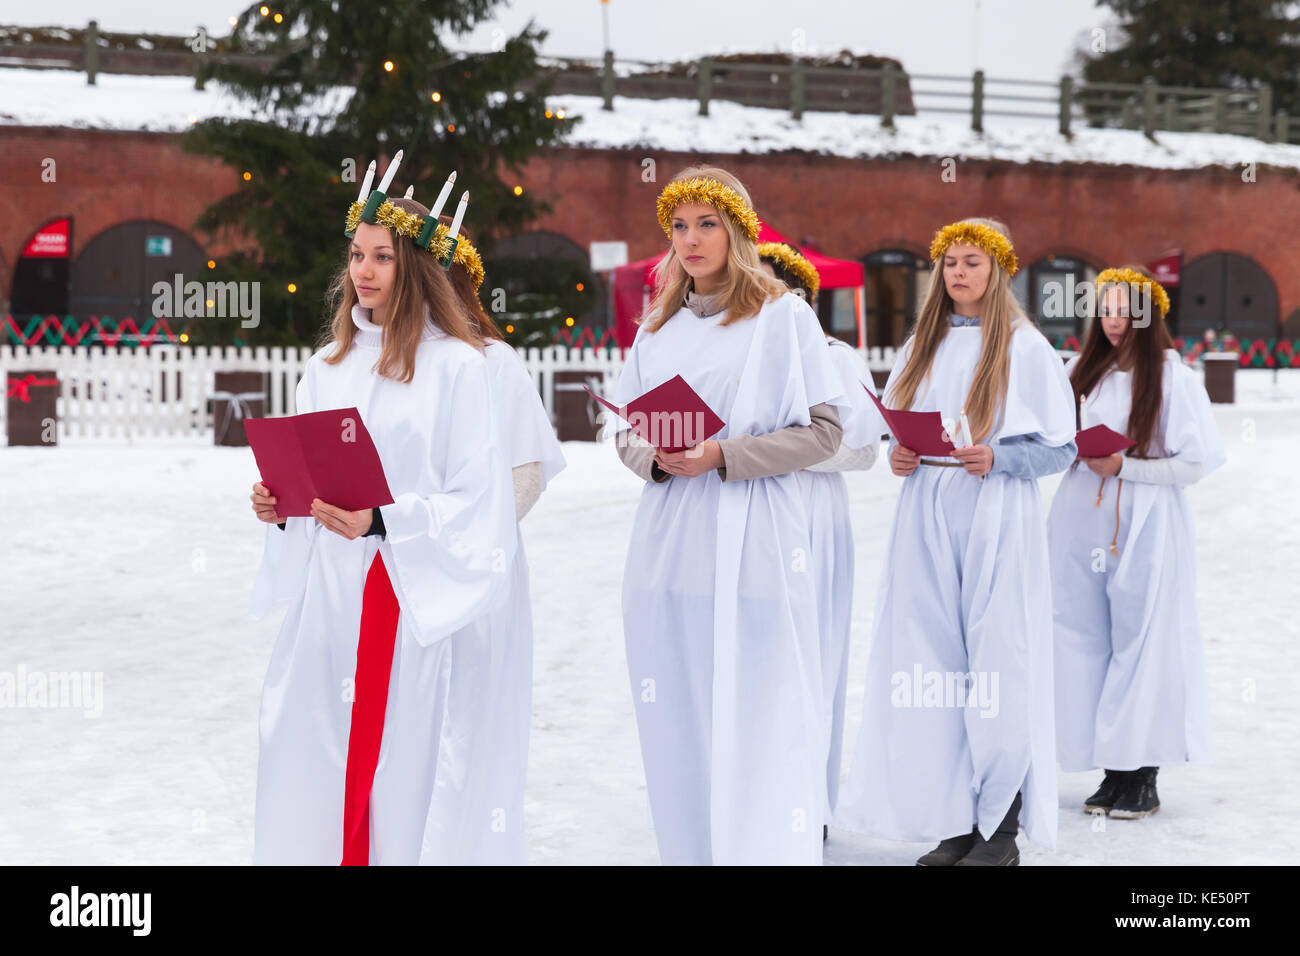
<box><xmin>4</xmin><ymin>0</ymin><xmax>1109</xmax><ymax>81</ymax></box>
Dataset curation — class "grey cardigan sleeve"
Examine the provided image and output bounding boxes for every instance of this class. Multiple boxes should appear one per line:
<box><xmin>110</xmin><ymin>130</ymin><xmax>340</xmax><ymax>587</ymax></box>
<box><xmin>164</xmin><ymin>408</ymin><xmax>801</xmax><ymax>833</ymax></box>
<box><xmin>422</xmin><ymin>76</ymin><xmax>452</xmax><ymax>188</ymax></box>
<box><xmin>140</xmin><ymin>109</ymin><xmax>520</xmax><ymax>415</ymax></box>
<box><xmin>615</xmin><ymin>431</ymin><xmax>671</xmax><ymax>483</ymax></box>
<box><xmin>716</xmin><ymin>403</ymin><xmax>842</xmax><ymax>482</ymax></box>
<box><xmin>989</xmin><ymin>434</ymin><xmax>1078</xmax><ymax>480</ymax></box>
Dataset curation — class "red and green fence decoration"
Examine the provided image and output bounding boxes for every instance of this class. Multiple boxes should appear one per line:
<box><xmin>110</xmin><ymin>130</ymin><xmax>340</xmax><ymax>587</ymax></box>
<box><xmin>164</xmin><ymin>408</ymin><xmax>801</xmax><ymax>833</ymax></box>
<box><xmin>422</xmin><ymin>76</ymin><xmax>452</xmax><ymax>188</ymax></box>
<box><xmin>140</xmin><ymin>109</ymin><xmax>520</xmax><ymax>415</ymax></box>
<box><xmin>3</xmin><ymin>315</ymin><xmax>193</xmax><ymax>348</ymax></box>
<box><xmin>1048</xmin><ymin>332</ymin><xmax>1300</xmax><ymax>369</ymax></box>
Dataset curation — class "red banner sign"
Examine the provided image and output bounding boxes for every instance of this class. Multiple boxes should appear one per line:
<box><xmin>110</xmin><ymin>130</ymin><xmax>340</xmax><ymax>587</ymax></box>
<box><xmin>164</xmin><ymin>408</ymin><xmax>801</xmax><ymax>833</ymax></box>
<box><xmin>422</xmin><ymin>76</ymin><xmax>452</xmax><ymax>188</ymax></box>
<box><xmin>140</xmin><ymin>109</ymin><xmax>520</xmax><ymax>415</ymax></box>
<box><xmin>21</xmin><ymin>218</ymin><xmax>71</xmax><ymax>259</ymax></box>
<box><xmin>1147</xmin><ymin>249</ymin><xmax>1181</xmax><ymax>288</ymax></box>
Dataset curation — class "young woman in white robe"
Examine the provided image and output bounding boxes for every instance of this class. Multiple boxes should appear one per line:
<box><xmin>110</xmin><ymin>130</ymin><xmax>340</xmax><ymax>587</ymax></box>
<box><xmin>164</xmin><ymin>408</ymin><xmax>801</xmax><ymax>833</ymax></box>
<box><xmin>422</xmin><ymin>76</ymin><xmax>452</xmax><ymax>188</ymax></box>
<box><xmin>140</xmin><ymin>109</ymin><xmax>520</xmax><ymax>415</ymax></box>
<box><xmin>416</xmin><ymin>228</ymin><xmax>566</xmax><ymax>864</ymax></box>
<box><xmin>247</xmin><ymin>193</ymin><xmax>518</xmax><ymax>865</ymax></box>
<box><xmin>1049</xmin><ymin>266</ymin><xmax>1225</xmax><ymax>820</ymax></box>
<box><xmin>611</xmin><ymin>166</ymin><xmax>849</xmax><ymax>865</ymax></box>
<box><xmin>758</xmin><ymin>243</ymin><xmax>884</xmax><ymax>828</ymax></box>
<box><xmin>835</xmin><ymin>218</ymin><xmax>1077</xmax><ymax>866</ymax></box>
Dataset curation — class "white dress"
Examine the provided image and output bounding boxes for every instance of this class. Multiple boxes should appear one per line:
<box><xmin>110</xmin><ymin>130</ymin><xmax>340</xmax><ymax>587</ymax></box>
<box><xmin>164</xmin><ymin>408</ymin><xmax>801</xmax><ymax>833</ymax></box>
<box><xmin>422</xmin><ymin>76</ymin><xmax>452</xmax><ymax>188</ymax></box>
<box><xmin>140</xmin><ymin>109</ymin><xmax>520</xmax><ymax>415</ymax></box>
<box><xmin>612</xmin><ymin>292</ymin><xmax>847</xmax><ymax>865</ymax></box>
<box><xmin>419</xmin><ymin>339</ymin><xmax>566</xmax><ymax>864</ymax></box>
<box><xmin>249</xmin><ymin>306</ymin><xmax>517</xmax><ymax>865</ymax></box>
<box><xmin>1049</xmin><ymin>350</ymin><xmax>1225</xmax><ymax>772</ymax></box>
<box><xmin>835</xmin><ymin>322</ymin><xmax>1076</xmax><ymax>850</ymax></box>
<box><xmin>797</xmin><ymin>339</ymin><xmax>883</xmax><ymax>818</ymax></box>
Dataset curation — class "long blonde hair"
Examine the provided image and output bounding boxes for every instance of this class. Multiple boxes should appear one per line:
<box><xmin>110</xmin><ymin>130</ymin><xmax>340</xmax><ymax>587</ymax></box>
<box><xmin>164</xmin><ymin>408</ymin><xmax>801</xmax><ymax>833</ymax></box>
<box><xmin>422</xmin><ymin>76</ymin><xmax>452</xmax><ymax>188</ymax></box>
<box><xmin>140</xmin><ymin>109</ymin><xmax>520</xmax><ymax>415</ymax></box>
<box><xmin>640</xmin><ymin>165</ymin><xmax>787</xmax><ymax>333</ymax></box>
<box><xmin>322</xmin><ymin>197</ymin><xmax>482</xmax><ymax>383</ymax></box>
<box><xmin>887</xmin><ymin>217</ymin><xmax>1029</xmax><ymax>444</ymax></box>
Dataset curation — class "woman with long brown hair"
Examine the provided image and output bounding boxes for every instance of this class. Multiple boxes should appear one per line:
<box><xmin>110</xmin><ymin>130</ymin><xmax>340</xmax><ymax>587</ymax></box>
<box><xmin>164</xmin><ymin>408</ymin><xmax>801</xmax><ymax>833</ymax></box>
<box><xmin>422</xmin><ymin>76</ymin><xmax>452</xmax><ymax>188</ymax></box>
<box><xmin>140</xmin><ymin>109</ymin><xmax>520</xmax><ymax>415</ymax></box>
<box><xmin>610</xmin><ymin>165</ymin><xmax>848</xmax><ymax>865</ymax></box>
<box><xmin>1049</xmin><ymin>265</ymin><xmax>1224</xmax><ymax>821</ymax></box>
<box><xmin>835</xmin><ymin>218</ymin><xmax>1077</xmax><ymax>866</ymax></box>
<box><xmin>247</xmin><ymin>156</ymin><xmax>518</xmax><ymax>865</ymax></box>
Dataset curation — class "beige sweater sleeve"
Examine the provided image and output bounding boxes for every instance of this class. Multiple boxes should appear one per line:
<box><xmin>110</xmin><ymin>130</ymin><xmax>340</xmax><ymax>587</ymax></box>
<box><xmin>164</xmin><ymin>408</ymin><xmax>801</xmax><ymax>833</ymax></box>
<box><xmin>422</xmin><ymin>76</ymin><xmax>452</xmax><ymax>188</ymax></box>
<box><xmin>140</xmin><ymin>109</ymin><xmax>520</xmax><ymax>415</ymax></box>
<box><xmin>615</xmin><ymin>430</ymin><xmax>671</xmax><ymax>483</ymax></box>
<box><xmin>716</xmin><ymin>403</ymin><xmax>842</xmax><ymax>482</ymax></box>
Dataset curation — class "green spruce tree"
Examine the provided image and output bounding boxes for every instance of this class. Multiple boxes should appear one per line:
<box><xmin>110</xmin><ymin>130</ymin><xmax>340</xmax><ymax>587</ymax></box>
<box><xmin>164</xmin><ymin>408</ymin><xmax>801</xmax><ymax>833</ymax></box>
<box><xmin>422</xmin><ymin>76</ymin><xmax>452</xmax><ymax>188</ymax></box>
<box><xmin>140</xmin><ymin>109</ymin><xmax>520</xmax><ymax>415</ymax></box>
<box><xmin>183</xmin><ymin>0</ymin><xmax>574</xmax><ymax>346</ymax></box>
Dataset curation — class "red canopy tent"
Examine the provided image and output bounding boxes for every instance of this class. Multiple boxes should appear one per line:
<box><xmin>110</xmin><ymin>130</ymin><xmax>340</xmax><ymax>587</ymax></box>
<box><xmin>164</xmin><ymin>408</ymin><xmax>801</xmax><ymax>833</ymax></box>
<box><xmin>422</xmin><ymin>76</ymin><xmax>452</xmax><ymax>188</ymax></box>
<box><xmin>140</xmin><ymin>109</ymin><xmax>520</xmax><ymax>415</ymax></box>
<box><xmin>611</xmin><ymin>224</ymin><xmax>865</xmax><ymax>348</ymax></box>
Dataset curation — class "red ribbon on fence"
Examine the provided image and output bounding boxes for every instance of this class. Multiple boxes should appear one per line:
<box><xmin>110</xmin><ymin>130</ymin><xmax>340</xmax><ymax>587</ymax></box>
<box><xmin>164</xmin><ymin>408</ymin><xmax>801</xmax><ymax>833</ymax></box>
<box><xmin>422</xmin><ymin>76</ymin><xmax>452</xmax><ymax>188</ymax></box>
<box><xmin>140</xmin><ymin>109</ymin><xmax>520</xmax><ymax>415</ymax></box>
<box><xmin>5</xmin><ymin>374</ymin><xmax>59</xmax><ymax>403</ymax></box>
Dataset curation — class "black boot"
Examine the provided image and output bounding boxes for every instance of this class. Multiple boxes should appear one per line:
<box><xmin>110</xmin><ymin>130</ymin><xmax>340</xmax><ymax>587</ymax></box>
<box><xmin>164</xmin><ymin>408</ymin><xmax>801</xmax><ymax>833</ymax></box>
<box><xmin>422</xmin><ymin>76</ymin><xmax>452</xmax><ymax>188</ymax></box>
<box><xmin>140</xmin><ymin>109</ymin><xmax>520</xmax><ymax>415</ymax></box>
<box><xmin>1083</xmin><ymin>769</ymin><xmax>1126</xmax><ymax>815</ymax></box>
<box><xmin>955</xmin><ymin>792</ymin><xmax>1021</xmax><ymax>866</ymax></box>
<box><xmin>1109</xmin><ymin>767</ymin><xmax>1160</xmax><ymax>819</ymax></box>
<box><xmin>915</xmin><ymin>828</ymin><xmax>977</xmax><ymax>866</ymax></box>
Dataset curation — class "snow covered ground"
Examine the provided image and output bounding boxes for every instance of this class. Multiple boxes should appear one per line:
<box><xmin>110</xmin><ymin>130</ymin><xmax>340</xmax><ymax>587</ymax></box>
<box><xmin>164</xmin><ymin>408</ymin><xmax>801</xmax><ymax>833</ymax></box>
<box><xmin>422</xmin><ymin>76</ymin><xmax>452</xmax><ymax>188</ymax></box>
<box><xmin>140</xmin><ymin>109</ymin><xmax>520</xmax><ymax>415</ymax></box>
<box><xmin>1</xmin><ymin>369</ymin><xmax>1297</xmax><ymax>865</ymax></box>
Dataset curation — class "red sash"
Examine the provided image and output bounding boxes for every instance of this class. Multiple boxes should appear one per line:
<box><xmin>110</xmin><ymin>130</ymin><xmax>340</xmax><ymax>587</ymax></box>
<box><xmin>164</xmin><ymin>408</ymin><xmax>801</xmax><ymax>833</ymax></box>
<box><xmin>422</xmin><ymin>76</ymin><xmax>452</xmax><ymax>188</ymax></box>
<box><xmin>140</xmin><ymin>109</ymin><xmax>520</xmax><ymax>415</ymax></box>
<box><xmin>341</xmin><ymin>551</ymin><xmax>401</xmax><ymax>865</ymax></box>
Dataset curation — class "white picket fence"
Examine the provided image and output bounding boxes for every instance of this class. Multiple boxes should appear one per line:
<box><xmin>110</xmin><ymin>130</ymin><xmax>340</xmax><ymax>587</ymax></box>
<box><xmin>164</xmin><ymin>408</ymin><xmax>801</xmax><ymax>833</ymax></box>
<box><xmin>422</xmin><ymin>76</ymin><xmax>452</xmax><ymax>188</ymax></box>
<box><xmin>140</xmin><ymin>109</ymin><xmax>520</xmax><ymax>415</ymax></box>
<box><xmin>0</xmin><ymin>343</ymin><xmax>901</xmax><ymax>441</ymax></box>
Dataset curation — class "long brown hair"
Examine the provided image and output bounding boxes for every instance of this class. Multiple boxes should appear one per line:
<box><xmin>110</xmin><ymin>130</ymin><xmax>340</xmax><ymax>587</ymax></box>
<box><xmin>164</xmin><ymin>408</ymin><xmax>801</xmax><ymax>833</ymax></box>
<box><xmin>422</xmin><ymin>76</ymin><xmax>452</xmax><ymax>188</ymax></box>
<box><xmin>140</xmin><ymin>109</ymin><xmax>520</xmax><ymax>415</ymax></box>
<box><xmin>322</xmin><ymin>197</ymin><xmax>482</xmax><ymax>383</ymax></box>
<box><xmin>640</xmin><ymin>165</ymin><xmax>787</xmax><ymax>333</ymax></box>
<box><xmin>1069</xmin><ymin>264</ymin><xmax>1173</xmax><ymax>458</ymax></box>
<box><xmin>439</xmin><ymin>215</ymin><xmax>504</xmax><ymax>343</ymax></box>
<box><xmin>887</xmin><ymin>217</ymin><xmax>1028</xmax><ymax>444</ymax></box>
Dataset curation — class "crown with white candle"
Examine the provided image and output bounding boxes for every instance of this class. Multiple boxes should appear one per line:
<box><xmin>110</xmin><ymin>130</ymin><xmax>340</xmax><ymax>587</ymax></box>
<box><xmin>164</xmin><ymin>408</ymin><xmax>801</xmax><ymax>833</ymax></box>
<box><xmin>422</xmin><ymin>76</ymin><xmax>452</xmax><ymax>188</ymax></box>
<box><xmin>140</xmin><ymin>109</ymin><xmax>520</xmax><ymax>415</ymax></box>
<box><xmin>344</xmin><ymin>150</ymin><xmax>470</xmax><ymax>268</ymax></box>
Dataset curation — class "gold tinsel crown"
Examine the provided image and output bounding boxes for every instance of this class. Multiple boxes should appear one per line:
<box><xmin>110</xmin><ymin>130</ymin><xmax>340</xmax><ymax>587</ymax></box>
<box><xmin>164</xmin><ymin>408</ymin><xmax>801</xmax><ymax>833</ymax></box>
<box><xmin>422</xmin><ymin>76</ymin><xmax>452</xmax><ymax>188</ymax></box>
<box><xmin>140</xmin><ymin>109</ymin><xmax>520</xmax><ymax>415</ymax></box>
<box><xmin>345</xmin><ymin>200</ymin><xmax>455</xmax><ymax>261</ymax></box>
<box><xmin>451</xmin><ymin>236</ymin><xmax>486</xmax><ymax>292</ymax></box>
<box><xmin>929</xmin><ymin>221</ymin><xmax>1019</xmax><ymax>276</ymax></box>
<box><xmin>756</xmin><ymin>242</ymin><xmax>821</xmax><ymax>300</ymax></box>
<box><xmin>657</xmin><ymin>177</ymin><xmax>761</xmax><ymax>242</ymax></box>
<box><xmin>1094</xmin><ymin>267</ymin><xmax>1171</xmax><ymax>319</ymax></box>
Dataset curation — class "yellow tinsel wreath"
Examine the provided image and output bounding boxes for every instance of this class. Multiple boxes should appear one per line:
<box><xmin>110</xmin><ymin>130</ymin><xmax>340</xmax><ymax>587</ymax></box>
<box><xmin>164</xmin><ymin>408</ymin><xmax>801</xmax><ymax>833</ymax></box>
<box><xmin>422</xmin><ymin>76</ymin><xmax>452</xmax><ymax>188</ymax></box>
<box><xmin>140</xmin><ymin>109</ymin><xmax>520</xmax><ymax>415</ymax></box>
<box><xmin>1095</xmin><ymin>267</ymin><xmax>1171</xmax><ymax>319</ymax></box>
<box><xmin>756</xmin><ymin>242</ymin><xmax>820</xmax><ymax>300</ymax></box>
<box><xmin>452</xmin><ymin>236</ymin><xmax>486</xmax><ymax>291</ymax></box>
<box><xmin>929</xmin><ymin>221</ymin><xmax>1019</xmax><ymax>276</ymax></box>
<box><xmin>656</xmin><ymin>177</ymin><xmax>761</xmax><ymax>242</ymax></box>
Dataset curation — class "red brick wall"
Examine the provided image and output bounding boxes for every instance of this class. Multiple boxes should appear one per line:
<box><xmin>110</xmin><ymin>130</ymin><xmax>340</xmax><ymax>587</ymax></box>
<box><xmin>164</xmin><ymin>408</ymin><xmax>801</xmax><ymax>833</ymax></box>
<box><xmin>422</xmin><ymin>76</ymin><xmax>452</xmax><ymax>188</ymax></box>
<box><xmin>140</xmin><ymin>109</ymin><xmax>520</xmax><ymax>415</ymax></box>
<box><xmin>4</xmin><ymin>129</ymin><xmax>1298</xmax><ymax>324</ymax></box>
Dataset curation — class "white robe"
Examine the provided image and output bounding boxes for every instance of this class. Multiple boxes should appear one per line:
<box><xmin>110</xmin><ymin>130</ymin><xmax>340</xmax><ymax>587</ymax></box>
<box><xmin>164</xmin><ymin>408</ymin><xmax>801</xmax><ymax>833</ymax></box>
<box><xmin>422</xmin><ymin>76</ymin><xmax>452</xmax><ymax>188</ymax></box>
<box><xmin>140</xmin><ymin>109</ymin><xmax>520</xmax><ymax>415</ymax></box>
<box><xmin>835</xmin><ymin>322</ymin><xmax>1076</xmax><ymax>850</ymax></box>
<box><xmin>419</xmin><ymin>339</ymin><xmax>565</xmax><ymax>865</ymax></box>
<box><xmin>1049</xmin><ymin>350</ymin><xmax>1225</xmax><ymax>772</ymax></box>
<box><xmin>796</xmin><ymin>339</ymin><xmax>883</xmax><ymax>818</ymax></box>
<box><xmin>249</xmin><ymin>307</ymin><xmax>517</xmax><ymax>865</ymax></box>
<box><xmin>612</xmin><ymin>292</ymin><xmax>847</xmax><ymax>865</ymax></box>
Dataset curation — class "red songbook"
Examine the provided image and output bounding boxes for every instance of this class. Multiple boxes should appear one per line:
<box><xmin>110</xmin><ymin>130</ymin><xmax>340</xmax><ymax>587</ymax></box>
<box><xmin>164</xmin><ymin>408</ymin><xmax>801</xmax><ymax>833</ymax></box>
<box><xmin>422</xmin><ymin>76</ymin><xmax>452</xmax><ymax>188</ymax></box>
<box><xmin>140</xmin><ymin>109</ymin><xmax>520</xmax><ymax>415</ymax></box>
<box><xmin>244</xmin><ymin>407</ymin><xmax>395</xmax><ymax>517</ymax></box>
<box><xmin>864</xmin><ymin>386</ymin><xmax>955</xmax><ymax>457</ymax></box>
<box><xmin>585</xmin><ymin>375</ymin><xmax>726</xmax><ymax>453</ymax></box>
<box><xmin>1075</xmin><ymin>424</ymin><xmax>1136</xmax><ymax>458</ymax></box>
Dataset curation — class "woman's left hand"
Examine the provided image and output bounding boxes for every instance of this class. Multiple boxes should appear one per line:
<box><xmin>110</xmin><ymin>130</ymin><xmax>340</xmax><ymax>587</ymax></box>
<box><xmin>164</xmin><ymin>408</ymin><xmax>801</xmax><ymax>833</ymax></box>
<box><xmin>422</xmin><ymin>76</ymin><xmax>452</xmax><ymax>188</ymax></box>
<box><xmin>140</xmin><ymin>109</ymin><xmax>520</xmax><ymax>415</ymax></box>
<box><xmin>654</xmin><ymin>440</ymin><xmax>723</xmax><ymax>478</ymax></box>
<box><xmin>310</xmin><ymin>498</ymin><xmax>374</xmax><ymax>539</ymax></box>
<box><xmin>952</xmin><ymin>443</ymin><xmax>994</xmax><ymax>477</ymax></box>
<box><xmin>1081</xmin><ymin>453</ymin><xmax>1123</xmax><ymax>477</ymax></box>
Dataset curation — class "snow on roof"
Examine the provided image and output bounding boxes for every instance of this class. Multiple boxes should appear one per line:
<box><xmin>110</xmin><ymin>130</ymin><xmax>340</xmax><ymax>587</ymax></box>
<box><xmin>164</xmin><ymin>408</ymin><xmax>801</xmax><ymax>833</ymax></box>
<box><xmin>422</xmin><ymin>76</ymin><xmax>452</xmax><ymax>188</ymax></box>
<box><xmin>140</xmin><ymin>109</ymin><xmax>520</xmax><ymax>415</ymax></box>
<box><xmin>3</xmin><ymin>66</ymin><xmax>1299</xmax><ymax>173</ymax></box>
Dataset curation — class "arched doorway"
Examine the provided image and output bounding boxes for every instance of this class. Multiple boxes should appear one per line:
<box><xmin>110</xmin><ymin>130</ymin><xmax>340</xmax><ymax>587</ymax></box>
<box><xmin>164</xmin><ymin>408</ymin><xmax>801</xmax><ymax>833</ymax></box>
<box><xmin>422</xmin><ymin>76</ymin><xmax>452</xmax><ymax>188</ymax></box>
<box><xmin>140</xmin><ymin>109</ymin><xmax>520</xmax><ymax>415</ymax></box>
<box><xmin>1180</xmin><ymin>252</ymin><xmax>1278</xmax><ymax>339</ymax></box>
<box><xmin>70</xmin><ymin>220</ymin><xmax>207</xmax><ymax>319</ymax></box>
<box><xmin>486</xmin><ymin>230</ymin><xmax>603</xmax><ymax>346</ymax></box>
<box><xmin>10</xmin><ymin>217</ymin><xmax>74</xmax><ymax>319</ymax></box>
<box><xmin>863</xmin><ymin>247</ymin><xmax>928</xmax><ymax>348</ymax></box>
<box><xmin>1014</xmin><ymin>253</ymin><xmax>1100</xmax><ymax>342</ymax></box>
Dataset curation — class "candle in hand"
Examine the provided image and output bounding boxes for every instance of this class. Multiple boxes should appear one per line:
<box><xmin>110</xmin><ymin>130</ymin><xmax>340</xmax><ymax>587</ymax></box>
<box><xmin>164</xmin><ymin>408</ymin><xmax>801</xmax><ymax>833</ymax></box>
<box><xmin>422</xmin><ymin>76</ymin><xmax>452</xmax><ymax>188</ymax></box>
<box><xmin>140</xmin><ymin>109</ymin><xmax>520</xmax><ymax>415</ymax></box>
<box><xmin>959</xmin><ymin>409</ymin><xmax>973</xmax><ymax>449</ymax></box>
<box><xmin>1079</xmin><ymin>394</ymin><xmax>1088</xmax><ymax>429</ymax></box>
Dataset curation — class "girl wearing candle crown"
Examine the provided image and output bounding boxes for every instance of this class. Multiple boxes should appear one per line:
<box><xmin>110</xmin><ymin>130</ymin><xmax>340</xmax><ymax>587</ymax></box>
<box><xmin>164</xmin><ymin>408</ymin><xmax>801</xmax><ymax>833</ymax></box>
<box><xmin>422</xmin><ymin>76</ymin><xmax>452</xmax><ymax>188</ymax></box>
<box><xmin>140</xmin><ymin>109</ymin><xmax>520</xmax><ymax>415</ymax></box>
<box><xmin>610</xmin><ymin>166</ymin><xmax>849</xmax><ymax>865</ymax></box>
<box><xmin>835</xmin><ymin>218</ymin><xmax>1077</xmax><ymax>866</ymax></box>
<box><xmin>246</xmin><ymin>153</ymin><xmax>518</xmax><ymax>866</ymax></box>
<box><xmin>758</xmin><ymin>241</ymin><xmax>884</xmax><ymax>835</ymax></box>
<box><xmin>1049</xmin><ymin>265</ymin><xmax>1224</xmax><ymax>821</ymax></box>
<box><xmin>416</xmin><ymin>208</ymin><xmax>565</xmax><ymax>864</ymax></box>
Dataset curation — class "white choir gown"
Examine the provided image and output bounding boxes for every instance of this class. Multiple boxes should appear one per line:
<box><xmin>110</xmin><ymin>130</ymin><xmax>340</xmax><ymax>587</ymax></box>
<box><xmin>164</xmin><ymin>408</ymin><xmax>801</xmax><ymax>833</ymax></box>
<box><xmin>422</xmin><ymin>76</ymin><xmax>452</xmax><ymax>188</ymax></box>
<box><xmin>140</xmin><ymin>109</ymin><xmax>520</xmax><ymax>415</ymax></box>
<box><xmin>835</xmin><ymin>321</ymin><xmax>1075</xmax><ymax>850</ymax></box>
<box><xmin>250</xmin><ymin>305</ymin><xmax>517</xmax><ymax>865</ymax></box>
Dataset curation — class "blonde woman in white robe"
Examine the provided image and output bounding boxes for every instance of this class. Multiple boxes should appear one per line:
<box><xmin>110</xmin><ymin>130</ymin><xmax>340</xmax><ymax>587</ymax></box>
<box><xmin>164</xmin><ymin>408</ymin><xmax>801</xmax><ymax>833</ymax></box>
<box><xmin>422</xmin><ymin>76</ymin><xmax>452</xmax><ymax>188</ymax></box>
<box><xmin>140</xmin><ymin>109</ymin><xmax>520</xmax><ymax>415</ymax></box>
<box><xmin>1049</xmin><ymin>265</ymin><xmax>1225</xmax><ymax>820</ymax></box>
<box><xmin>248</xmin><ymin>192</ymin><xmax>517</xmax><ymax>866</ymax></box>
<box><xmin>611</xmin><ymin>166</ymin><xmax>849</xmax><ymax>865</ymax></box>
<box><xmin>835</xmin><ymin>218</ymin><xmax>1077</xmax><ymax>866</ymax></box>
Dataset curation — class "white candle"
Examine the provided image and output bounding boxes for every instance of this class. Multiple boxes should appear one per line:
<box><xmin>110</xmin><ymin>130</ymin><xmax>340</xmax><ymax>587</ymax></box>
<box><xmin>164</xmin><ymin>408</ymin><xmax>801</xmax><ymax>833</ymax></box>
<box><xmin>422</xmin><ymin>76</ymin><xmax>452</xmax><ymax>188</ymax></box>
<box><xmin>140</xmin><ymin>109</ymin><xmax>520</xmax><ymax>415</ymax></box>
<box><xmin>960</xmin><ymin>409</ymin><xmax>973</xmax><ymax>449</ymax></box>
<box><xmin>377</xmin><ymin>148</ymin><xmax>404</xmax><ymax>193</ymax></box>
<box><xmin>403</xmin><ymin>185</ymin><xmax>414</xmax><ymax>199</ymax></box>
<box><xmin>1079</xmin><ymin>394</ymin><xmax>1088</xmax><ymax>429</ymax></box>
<box><xmin>430</xmin><ymin>170</ymin><xmax>457</xmax><ymax>218</ymax></box>
<box><xmin>357</xmin><ymin>160</ymin><xmax>376</xmax><ymax>201</ymax></box>
<box><xmin>449</xmin><ymin>190</ymin><xmax>469</xmax><ymax>238</ymax></box>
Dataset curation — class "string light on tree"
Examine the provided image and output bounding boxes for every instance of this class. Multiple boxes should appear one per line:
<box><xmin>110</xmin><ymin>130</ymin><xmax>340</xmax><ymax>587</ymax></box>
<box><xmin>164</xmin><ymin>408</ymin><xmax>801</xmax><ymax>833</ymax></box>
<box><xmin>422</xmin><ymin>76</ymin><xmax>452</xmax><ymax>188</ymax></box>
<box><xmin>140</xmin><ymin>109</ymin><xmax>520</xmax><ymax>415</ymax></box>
<box><xmin>287</xmin><ymin>283</ymin><xmax>298</xmax><ymax>293</ymax></box>
<box><xmin>259</xmin><ymin>5</ymin><xmax>269</xmax><ymax>15</ymax></box>
<box><xmin>242</xmin><ymin>171</ymin><xmax>252</xmax><ymax>181</ymax></box>
<box><xmin>274</xmin><ymin>12</ymin><xmax>283</xmax><ymax>23</ymax></box>
<box><xmin>431</xmin><ymin>91</ymin><xmax>442</xmax><ymax>102</ymax></box>
<box><xmin>207</xmin><ymin>259</ymin><xmax>216</xmax><ymax>269</ymax></box>
<box><xmin>565</xmin><ymin>317</ymin><xmax>575</xmax><ymax>327</ymax></box>
<box><xmin>513</xmin><ymin>185</ymin><xmax>523</xmax><ymax>196</ymax></box>
<box><xmin>384</xmin><ymin>61</ymin><xmax>395</xmax><ymax>72</ymax></box>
